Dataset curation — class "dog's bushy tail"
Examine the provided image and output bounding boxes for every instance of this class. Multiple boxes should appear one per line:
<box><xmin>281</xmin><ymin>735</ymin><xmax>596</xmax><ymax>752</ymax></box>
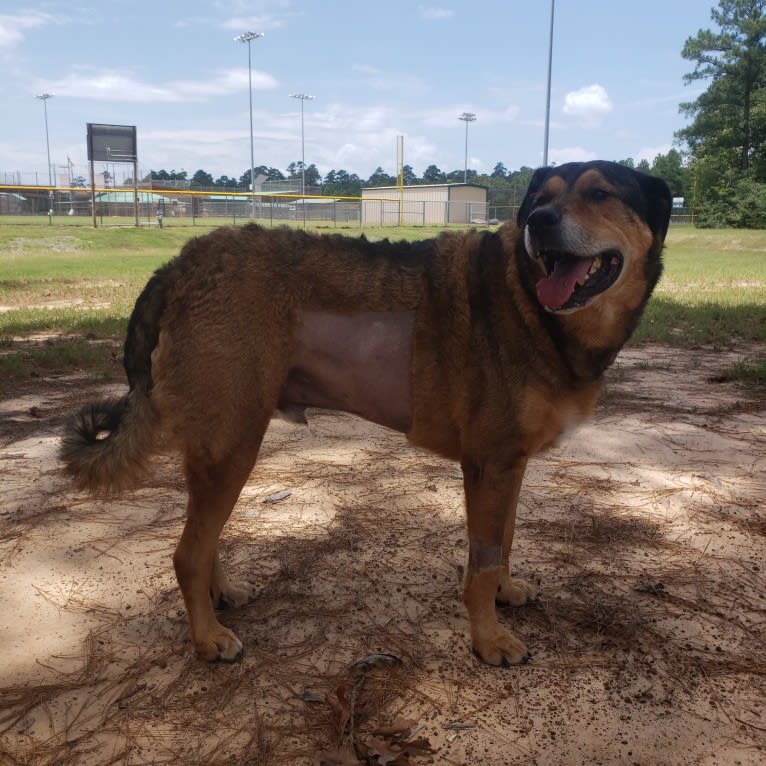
<box><xmin>60</xmin><ymin>258</ymin><xmax>171</xmax><ymax>494</ymax></box>
<box><xmin>60</xmin><ymin>391</ymin><xmax>159</xmax><ymax>494</ymax></box>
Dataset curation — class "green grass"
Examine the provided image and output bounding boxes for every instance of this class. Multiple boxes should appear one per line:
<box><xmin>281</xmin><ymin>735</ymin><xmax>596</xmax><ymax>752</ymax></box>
<box><xmin>634</xmin><ymin>227</ymin><xmax>766</xmax><ymax>346</ymax></box>
<box><xmin>715</xmin><ymin>357</ymin><xmax>766</xmax><ymax>389</ymax></box>
<box><xmin>0</xmin><ymin>336</ymin><xmax>119</xmax><ymax>379</ymax></box>
<box><xmin>0</xmin><ymin>222</ymin><xmax>764</xmax><ymax>386</ymax></box>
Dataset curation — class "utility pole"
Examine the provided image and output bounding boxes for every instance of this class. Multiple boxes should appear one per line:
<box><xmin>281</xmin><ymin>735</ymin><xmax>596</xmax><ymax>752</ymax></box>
<box><xmin>36</xmin><ymin>93</ymin><xmax>54</xmax><ymax>222</ymax></box>
<box><xmin>543</xmin><ymin>0</ymin><xmax>555</xmax><ymax>166</ymax></box>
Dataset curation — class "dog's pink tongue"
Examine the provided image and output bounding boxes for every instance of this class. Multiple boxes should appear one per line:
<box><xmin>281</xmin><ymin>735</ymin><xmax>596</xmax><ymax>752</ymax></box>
<box><xmin>536</xmin><ymin>257</ymin><xmax>593</xmax><ymax>310</ymax></box>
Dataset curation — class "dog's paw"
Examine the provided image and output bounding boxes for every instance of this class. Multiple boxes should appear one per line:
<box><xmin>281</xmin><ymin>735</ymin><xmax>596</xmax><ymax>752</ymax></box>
<box><xmin>472</xmin><ymin>626</ymin><xmax>531</xmax><ymax>666</ymax></box>
<box><xmin>195</xmin><ymin>624</ymin><xmax>244</xmax><ymax>663</ymax></box>
<box><xmin>497</xmin><ymin>575</ymin><xmax>539</xmax><ymax>607</ymax></box>
<box><xmin>214</xmin><ymin>579</ymin><xmax>256</xmax><ymax>610</ymax></box>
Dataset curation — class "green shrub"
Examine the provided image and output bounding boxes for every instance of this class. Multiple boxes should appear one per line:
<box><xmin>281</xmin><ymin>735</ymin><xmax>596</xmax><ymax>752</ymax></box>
<box><xmin>696</xmin><ymin>177</ymin><xmax>766</xmax><ymax>228</ymax></box>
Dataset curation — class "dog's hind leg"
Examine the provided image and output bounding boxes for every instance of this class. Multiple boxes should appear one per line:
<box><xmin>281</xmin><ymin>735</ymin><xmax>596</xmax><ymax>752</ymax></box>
<box><xmin>174</xmin><ymin>428</ymin><xmax>266</xmax><ymax>662</ymax></box>
<box><xmin>212</xmin><ymin>550</ymin><xmax>255</xmax><ymax>609</ymax></box>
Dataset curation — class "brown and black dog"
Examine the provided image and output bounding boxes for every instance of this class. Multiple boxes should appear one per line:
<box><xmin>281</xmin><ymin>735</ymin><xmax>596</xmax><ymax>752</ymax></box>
<box><xmin>61</xmin><ymin>161</ymin><xmax>672</xmax><ymax>666</ymax></box>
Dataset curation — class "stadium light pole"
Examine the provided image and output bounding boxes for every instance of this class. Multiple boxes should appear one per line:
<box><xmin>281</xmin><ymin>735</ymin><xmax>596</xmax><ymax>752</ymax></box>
<box><xmin>36</xmin><ymin>93</ymin><xmax>54</xmax><ymax>222</ymax></box>
<box><xmin>458</xmin><ymin>112</ymin><xmax>476</xmax><ymax>183</ymax></box>
<box><xmin>543</xmin><ymin>0</ymin><xmax>555</xmax><ymax>166</ymax></box>
<box><xmin>290</xmin><ymin>93</ymin><xmax>315</xmax><ymax>197</ymax></box>
<box><xmin>234</xmin><ymin>31</ymin><xmax>263</xmax><ymax>218</ymax></box>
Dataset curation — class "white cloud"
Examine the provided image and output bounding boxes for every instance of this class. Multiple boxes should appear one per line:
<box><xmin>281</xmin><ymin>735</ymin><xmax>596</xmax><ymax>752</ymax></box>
<box><xmin>0</xmin><ymin>11</ymin><xmax>57</xmax><ymax>49</ymax></box>
<box><xmin>220</xmin><ymin>15</ymin><xmax>285</xmax><ymax>32</ymax></box>
<box><xmin>479</xmin><ymin>105</ymin><xmax>520</xmax><ymax>125</ymax></box>
<box><xmin>351</xmin><ymin>64</ymin><xmax>382</xmax><ymax>76</ymax></box>
<box><xmin>562</xmin><ymin>84</ymin><xmax>613</xmax><ymax>126</ymax></box>
<box><xmin>35</xmin><ymin>67</ymin><xmax>278</xmax><ymax>102</ymax></box>
<box><xmin>320</xmin><ymin>132</ymin><xmax>437</xmax><ymax>178</ymax></box>
<box><xmin>142</xmin><ymin>127</ymin><xmax>247</xmax><ymax>145</ymax></box>
<box><xmin>219</xmin><ymin>102</ymin><xmax>440</xmax><ymax>177</ymax></box>
<box><xmin>419</xmin><ymin>6</ymin><xmax>454</xmax><ymax>20</ymax></box>
<box><xmin>138</xmin><ymin>127</ymin><xmax>251</xmax><ymax>173</ymax></box>
<box><xmin>635</xmin><ymin>143</ymin><xmax>672</xmax><ymax>164</ymax></box>
<box><xmin>350</xmin><ymin>63</ymin><xmax>425</xmax><ymax>91</ymax></box>
<box><xmin>548</xmin><ymin>146</ymin><xmax>598</xmax><ymax>165</ymax></box>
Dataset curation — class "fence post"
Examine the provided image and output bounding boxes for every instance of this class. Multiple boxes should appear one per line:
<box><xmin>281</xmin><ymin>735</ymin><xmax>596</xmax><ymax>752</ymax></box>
<box><xmin>90</xmin><ymin>159</ymin><xmax>97</xmax><ymax>228</ymax></box>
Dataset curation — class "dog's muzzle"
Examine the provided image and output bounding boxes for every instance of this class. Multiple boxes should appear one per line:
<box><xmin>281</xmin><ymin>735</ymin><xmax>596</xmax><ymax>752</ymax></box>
<box><xmin>524</xmin><ymin>221</ymin><xmax>624</xmax><ymax>313</ymax></box>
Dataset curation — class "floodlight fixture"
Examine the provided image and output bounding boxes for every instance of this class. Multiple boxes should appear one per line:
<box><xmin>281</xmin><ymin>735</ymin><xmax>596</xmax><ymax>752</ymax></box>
<box><xmin>234</xmin><ymin>31</ymin><xmax>264</xmax><ymax>216</ymax></box>
<box><xmin>458</xmin><ymin>112</ymin><xmax>477</xmax><ymax>183</ymax></box>
<box><xmin>290</xmin><ymin>93</ymin><xmax>315</xmax><ymax>197</ymax></box>
<box><xmin>234</xmin><ymin>31</ymin><xmax>263</xmax><ymax>44</ymax></box>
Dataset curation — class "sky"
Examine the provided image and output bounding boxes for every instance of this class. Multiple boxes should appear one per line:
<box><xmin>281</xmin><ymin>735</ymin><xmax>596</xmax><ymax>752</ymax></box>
<box><xmin>0</xmin><ymin>0</ymin><xmax>715</xmax><ymax>186</ymax></box>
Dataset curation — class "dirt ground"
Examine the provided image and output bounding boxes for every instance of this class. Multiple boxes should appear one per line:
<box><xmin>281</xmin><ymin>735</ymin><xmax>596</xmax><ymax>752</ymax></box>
<box><xmin>0</xmin><ymin>343</ymin><xmax>764</xmax><ymax>766</ymax></box>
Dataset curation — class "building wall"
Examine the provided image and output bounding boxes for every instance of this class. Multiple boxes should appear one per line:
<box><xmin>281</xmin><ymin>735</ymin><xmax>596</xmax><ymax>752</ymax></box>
<box><xmin>361</xmin><ymin>184</ymin><xmax>487</xmax><ymax>226</ymax></box>
<box><xmin>448</xmin><ymin>185</ymin><xmax>488</xmax><ymax>224</ymax></box>
<box><xmin>0</xmin><ymin>193</ymin><xmax>28</xmax><ymax>214</ymax></box>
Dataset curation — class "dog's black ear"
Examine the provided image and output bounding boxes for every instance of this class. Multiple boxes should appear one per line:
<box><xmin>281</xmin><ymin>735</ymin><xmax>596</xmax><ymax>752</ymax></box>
<box><xmin>517</xmin><ymin>166</ymin><xmax>553</xmax><ymax>227</ymax></box>
<box><xmin>635</xmin><ymin>171</ymin><xmax>672</xmax><ymax>242</ymax></box>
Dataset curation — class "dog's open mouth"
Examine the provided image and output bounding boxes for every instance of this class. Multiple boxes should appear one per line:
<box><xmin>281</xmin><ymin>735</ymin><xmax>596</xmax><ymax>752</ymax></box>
<box><xmin>535</xmin><ymin>250</ymin><xmax>623</xmax><ymax>311</ymax></box>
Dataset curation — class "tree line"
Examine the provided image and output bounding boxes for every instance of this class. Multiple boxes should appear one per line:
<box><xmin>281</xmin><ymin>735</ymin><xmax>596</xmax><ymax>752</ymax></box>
<box><xmin>143</xmin><ymin>149</ymin><xmax>688</xmax><ymax>212</ymax></box>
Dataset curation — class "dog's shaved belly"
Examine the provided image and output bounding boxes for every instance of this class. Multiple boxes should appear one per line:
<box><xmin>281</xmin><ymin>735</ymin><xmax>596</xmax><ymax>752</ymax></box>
<box><xmin>280</xmin><ymin>310</ymin><xmax>415</xmax><ymax>432</ymax></box>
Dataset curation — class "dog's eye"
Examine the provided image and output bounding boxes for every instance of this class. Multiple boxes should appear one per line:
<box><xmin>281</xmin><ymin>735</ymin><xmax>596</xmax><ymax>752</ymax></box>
<box><xmin>589</xmin><ymin>188</ymin><xmax>612</xmax><ymax>202</ymax></box>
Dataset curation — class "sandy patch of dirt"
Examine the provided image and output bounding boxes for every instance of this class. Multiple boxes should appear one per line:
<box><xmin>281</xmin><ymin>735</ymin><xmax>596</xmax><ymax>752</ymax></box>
<box><xmin>0</xmin><ymin>300</ymin><xmax>113</xmax><ymax>314</ymax></box>
<box><xmin>4</xmin><ymin>237</ymin><xmax>83</xmax><ymax>254</ymax></box>
<box><xmin>0</xmin><ymin>344</ymin><xmax>764</xmax><ymax>765</ymax></box>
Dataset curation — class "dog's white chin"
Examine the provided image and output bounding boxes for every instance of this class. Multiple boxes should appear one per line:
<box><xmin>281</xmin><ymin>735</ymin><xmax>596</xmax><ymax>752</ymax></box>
<box><xmin>544</xmin><ymin>302</ymin><xmax>588</xmax><ymax>315</ymax></box>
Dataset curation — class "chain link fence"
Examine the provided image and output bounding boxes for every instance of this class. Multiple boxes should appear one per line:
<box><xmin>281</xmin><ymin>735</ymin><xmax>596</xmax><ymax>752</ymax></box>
<box><xmin>0</xmin><ymin>176</ymin><xmax>695</xmax><ymax>228</ymax></box>
<box><xmin>0</xmin><ymin>187</ymin><xmax>497</xmax><ymax>228</ymax></box>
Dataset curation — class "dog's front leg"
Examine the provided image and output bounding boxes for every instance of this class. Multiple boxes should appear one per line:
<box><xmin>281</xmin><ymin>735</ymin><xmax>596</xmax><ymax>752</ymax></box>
<box><xmin>461</xmin><ymin>459</ymin><xmax>531</xmax><ymax>666</ymax></box>
<box><xmin>497</xmin><ymin>457</ymin><xmax>539</xmax><ymax>607</ymax></box>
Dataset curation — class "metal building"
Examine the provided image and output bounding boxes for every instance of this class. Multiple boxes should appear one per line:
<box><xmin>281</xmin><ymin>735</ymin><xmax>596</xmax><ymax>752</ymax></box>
<box><xmin>361</xmin><ymin>183</ymin><xmax>488</xmax><ymax>226</ymax></box>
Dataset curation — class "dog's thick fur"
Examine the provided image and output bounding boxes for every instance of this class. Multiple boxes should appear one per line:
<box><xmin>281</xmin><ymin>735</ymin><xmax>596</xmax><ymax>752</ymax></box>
<box><xmin>61</xmin><ymin>161</ymin><xmax>671</xmax><ymax>666</ymax></box>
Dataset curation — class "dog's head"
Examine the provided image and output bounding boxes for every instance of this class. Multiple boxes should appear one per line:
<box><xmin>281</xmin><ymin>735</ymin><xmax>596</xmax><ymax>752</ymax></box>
<box><xmin>517</xmin><ymin>161</ymin><xmax>671</xmax><ymax>315</ymax></box>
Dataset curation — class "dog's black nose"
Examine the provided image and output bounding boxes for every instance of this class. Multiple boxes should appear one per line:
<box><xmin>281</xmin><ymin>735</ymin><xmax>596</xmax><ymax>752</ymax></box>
<box><xmin>526</xmin><ymin>207</ymin><xmax>560</xmax><ymax>232</ymax></box>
